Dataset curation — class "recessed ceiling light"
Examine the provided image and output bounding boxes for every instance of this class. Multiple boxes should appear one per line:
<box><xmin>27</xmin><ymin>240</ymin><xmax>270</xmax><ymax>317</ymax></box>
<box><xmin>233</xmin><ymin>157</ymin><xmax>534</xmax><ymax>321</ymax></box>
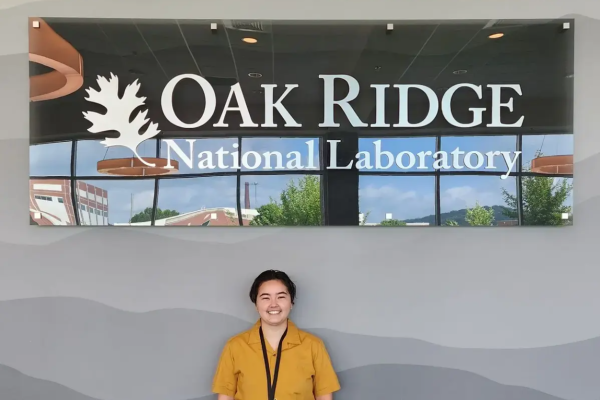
<box><xmin>488</xmin><ymin>32</ymin><xmax>504</xmax><ymax>39</ymax></box>
<box><xmin>566</xmin><ymin>74</ymin><xmax>574</xmax><ymax>79</ymax></box>
<box><xmin>452</xmin><ymin>69</ymin><xmax>467</xmax><ymax>75</ymax></box>
<box><xmin>248</xmin><ymin>72</ymin><xmax>262</xmax><ymax>78</ymax></box>
<box><xmin>242</xmin><ymin>37</ymin><xmax>258</xmax><ymax>44</ymax></box>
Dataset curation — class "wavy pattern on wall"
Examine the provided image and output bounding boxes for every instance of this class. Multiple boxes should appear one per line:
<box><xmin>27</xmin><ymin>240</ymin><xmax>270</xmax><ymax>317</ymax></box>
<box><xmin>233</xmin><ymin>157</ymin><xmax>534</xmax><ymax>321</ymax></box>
<box><xmin>0</xmin><ymin>361</ymin><xmax>568</xmax><ymax>400</ymax></box>
<box><xmin>0</xmin><ymin>297</ymin><xmax>597</xmax><ymax>400</ymax></box>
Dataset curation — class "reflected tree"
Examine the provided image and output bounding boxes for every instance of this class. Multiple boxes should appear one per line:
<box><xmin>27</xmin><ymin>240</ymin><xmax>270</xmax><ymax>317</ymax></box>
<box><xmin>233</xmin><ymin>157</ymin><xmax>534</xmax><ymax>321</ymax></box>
<box><xmin>130</xmin><ymin>207</ymin><xmax>180</xmax><ymax>223</ymax></box>
<box><xmin>502</xmin><ymin>151</ymin><xmax>573</xmax><ymax>226</ymax></box>
<box><xmin>465</xmin><ymin>201</ymin><xmax>495</xmax><ymax>226</ymax></box>
<box><xmin>250</xmin><ymin>176</ymin><xmax>321</xmax><ymax>226</ymax></box>
<box><xmin>379</xmin><ymin>219</ymin><xmax>407</xmax><ymax>226</ymax></box>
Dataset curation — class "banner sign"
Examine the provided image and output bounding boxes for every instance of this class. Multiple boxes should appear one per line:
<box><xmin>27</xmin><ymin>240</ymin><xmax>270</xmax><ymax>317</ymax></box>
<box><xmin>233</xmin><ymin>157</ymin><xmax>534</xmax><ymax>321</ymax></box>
<box><xmin>29</xmin><ymin>18</ymin><xmax>574</xmax><ymax>227</ymax></box>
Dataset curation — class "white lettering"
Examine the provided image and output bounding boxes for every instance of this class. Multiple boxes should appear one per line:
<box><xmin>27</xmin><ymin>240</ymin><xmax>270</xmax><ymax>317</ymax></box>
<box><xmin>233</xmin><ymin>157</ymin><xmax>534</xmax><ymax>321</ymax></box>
<box><xmin>393</xmin><ymin>84</ymin><xmax>439</xmax><ymax>127</ymax></box>
<box><xmin>417</xmin><ymin>151</ymin><xmax>433</xmax><ymax>170</ymax></box>
<box><xmin>442</xmin><ymin>84</ymin><xmax>486</xmax><ymax>128</ymax></box>
<box><xmin>198</xmin><ymin>151</ymin><xmax>215</xmax><ymax>169</ymax></box>
<box><xmin>488</xmin><ymin>84</ymin><xmax>525</xmax><ymax>127</ymax></box>
<box><xmin>161</xmin><ymin>74</ymin><xmax>216</xmax><ymax>128</ymax></box>
<box><xmin>242</xmin><ymin>150</ymin><xmax>261</xmax><ymax>169</ymax></box>
<box><xmin>356</xmin><ymin>151</ymin><xmax>372</xmax><ymax>170</ymax></box>
<box><xmin>286</xmin><ymin>151</ymin><xmax>303</xmax><ymax>169</ymax></box>
<box><xmin>214</xmin><ymin>83</ymin><xmax>258</xmax><ymax>127</ymax></box>
<box><xmin>262</xmin><ymin>151</ymin><xmax>284</xmax><ymax>170</ymax></box>
<box><xmin>370</xmin><ymin>84</ymin><xmax>390</xmax><ymax>127</ymax></box>
<box><xmin>162</xmin><ymin>139</ymin><xmax>194</xmax><ymax>169</ymax></box>
<box><xmin>396</xmin><ymin>151</ymin><xmax>416</xmax><ymax>169</ymax></box>
<box><xmin>327</xmin><ymin>139</ymin><xmax>353</xmax><ymax>169</ymax></box>
<box><xmin>501</xmin><ymin>151</ymin><xmax>521</xmax><ymax>179</ymax></box>
<box><xmin>374</xmin><ymin>140</ymin><xmax>394</xmax><ymax>169</ymax></box>
<box><xmin>262</xmin><ymin>84</ymin><xmax>301</xmax><ymax>127</ymax></box>
<box><xmin>306</xmin><ymin>140</ymin><xmax>316</xmax><ymax>169</ymax></box>
<box><xmin>464</xmin><ymin>151</ymin><xmax>484</xmax><ymax>170</ymax></box>
<box><xmin>319</xmin><ymin>75</ymin><xmax>368</xmax><ymax>128</ymax></box>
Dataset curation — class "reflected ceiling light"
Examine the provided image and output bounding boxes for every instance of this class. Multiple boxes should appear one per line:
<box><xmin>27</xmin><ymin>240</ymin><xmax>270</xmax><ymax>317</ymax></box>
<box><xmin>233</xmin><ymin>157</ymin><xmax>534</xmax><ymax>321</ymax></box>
<box><xmin>530</xmin><ymin>155</ymin><xmax>573</xmax><ymax>175</ymax></box>
<box><xmin>248</xmin><ymin>72</ymin><xmax>262</xmax><ymax>78</ymax></box>
<box><xmin>242</xmin><ymin>37</ymin><xmax>258</xmax><ymax>43</ymax></box>
<box><xmin>452</xmin><ymin>69</ymin><xmax>467</xmax><ymax>75</ymax></box>
<box><xmin>566</xmin><ymin>74</ymin><xmax>574</xmax><ymax>79</ymax></box>
<box><xmin>29</xmin><ymin>17</ymin><xmax>84</xmax><ymax>101</ymax></box>
<box><xmin>97</xmin><ymin>158</ymin><xmax>180</xmax><ymax>176</ymax></box>
<box><xmin>488</xmin><ymin>32</ymin><xmax>504</xmax><ymax>39</ymax></box>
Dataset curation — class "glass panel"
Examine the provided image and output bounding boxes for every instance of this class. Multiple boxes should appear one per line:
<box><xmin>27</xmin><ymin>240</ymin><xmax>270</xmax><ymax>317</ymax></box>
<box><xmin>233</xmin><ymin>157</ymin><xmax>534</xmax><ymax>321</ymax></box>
<box><xmin>440</xmin><ymin>175</ymin><xmax>517</xmax><ymax>226</ymax></box>
<box><xmin>440</xmin><ymin>135</ymin><xmax>517</xmax><ymax>173</ymax></box>
<box><xmin>29</xmin><ymin>142</ymin><xmax>72</xmax><ymax>176</ymax></box>
<box><xmin>156</xmin><ymin>176</ymin><xmax>238</xmax><ymax>226</ymax></box>
<box><xmin>75</xmin><ymin>139</ymin><xmax>157</xmax><ymax>176</ymax></box>
<box><xmin>75</xmin><ymin>180</ymin><xmax>155</xmax><ymax>226</ymax></box>
<box><xmin>240</xmin><ymin>175</ymin><xmax>322</xmax><ymax>226</ymax></box>
<box><xmin>240</xmin><ymin>137</ymin><xmax>320</xmax><ymax>171</ymax></box>
<box><xmin>358</xmin><ymin>137</ymin><xmax>436</xmax><ymax>172</ymax></box>
<box><xmin>358</xmin><ymin>176</ymin><xmax>435</xmax><ymax>226</ymax></box>
<box><xmin>29</xmin><ymin>179</ymin><xmax>76</xmax><ymax>225</ymax></box>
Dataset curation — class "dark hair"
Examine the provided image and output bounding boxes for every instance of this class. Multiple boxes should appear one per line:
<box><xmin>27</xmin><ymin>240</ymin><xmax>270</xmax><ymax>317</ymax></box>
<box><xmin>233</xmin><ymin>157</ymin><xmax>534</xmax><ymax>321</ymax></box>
<box><xmin>249</xmin><ymin>270</ymin><xmax>297</xmax><ymax>304</ymax></box>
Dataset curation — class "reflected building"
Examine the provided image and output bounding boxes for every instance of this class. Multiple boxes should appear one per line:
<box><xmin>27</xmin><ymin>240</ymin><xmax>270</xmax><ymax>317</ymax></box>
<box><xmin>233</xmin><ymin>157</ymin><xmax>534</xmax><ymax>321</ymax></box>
<box><xmin>116</xmin><ymin>208</ymin><xmax>258</xmax><ymax>226</ymax></box>
<box><xmin>30</xmin><ymin>179</ymin><xmax>108</xmax><ymax>226</ymax></box>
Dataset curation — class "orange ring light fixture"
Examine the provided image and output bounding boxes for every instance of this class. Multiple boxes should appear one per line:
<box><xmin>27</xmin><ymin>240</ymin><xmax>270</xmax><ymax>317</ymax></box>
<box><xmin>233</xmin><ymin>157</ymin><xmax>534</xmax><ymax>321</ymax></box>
<box><xmin>97</xmin><ymin>158</ymin><xmax>180</xmax><ymax>176</ymax></box>
<box><xmin>530</xmin><ymin>155</ymin><xmax>573</xmax><ymax>175</ymax></box>
<box><xmin>29</xmin><ymin>17</ymin><xmax>84</xmax><ymax>101</ymax></box>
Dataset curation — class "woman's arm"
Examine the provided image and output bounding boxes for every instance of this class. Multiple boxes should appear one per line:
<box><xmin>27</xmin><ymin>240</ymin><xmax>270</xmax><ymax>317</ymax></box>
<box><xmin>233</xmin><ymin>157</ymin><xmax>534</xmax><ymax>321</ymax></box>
<box><xmin>217</xmin><ymin>395</ymin><xmax>234</xmax><ymax>400</ymax></box>
<box><xmin>316</xmin><ymin>394</ymin><xmax>333</xmax><ymax>400</ymax></box>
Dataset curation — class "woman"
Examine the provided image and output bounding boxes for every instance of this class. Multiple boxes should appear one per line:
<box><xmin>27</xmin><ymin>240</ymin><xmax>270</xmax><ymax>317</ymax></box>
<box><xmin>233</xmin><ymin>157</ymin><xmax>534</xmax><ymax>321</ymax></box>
<box><xmin>212</xmin><ymin>270</ymin><xmax>341</xmax><ymax>400</ymax></box>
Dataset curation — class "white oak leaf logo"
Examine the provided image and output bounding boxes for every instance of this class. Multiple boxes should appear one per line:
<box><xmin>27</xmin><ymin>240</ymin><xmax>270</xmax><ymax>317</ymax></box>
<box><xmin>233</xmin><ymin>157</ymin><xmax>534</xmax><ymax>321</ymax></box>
<box><xmin>82</xmin><ymin>73</ymin><xmax>159</xmax><ymax>167</ymax></box>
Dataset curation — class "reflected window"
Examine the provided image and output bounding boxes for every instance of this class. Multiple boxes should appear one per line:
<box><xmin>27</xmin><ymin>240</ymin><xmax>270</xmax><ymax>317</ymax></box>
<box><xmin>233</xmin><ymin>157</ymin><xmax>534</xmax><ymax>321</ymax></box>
<box><xmin>30</xmin><ymin>141</ymin><xmax>72</xmax><ymax>176</ymax></box>
<box><xmin>358</xmin><ymin>137</ymin><xmax>436</xmax><ymax>172</ymax></box>
<box><xmin>75</xmin><ymin>180</ymin><xmax>154</xmax><ymax>226</ymax></box>
<box><xmin>241</xmin><ymin>175</ymin><xmax>322</xmax><ymax>226</ymax></box>
<box><xmin>160</xmin><ymin>138</ymin><xmax>238</xmax><ymax>174</ymax></box>
<box><xmin>440</xmin><ymin>175</ymin><xmax>517</xmax><ymax>226</ymax></box>
<box><xmin>440</xmin><ymin>136</ymin><xmax>517</xmax><ymax>172</ymax></box>
<box><xmin>521</xmin><ymin>134</ymin><xmax>573</xmax><ymax>170</ymax></box>
<box><xmin>359</xmin><ymin>176</ymin><xmax>435</xmax><ymax>226</ymax></box>
<box><xmin>75</xmin><ymin>139</ymin><xmax>157</xmax><ymax>176</ymax></box>
<box><xmin>240</xmin><ymin>138</ymin><xmax>321</xmax><ymax>171</ymax></box>
<box><xmin>29</xmin><ymin>179</ymin><xmax>75</xmax><ymax>226</ymax></box>
<box><xmin>156</xmin><ymin>176</ymin><xmax>238</xmax><ymax>226</ymax></box>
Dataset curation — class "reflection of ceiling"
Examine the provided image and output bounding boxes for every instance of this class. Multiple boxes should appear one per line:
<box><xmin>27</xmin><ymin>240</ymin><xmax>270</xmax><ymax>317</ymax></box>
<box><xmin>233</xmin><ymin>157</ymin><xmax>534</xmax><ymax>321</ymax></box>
<box><xmin>29</xmin><ymin>18</ymin><xmax>574</xmax><ymax>144</ymax></box>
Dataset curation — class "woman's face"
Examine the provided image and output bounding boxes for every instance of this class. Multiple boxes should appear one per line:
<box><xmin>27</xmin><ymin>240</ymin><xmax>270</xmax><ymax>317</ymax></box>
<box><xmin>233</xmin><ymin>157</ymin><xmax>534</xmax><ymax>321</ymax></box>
<box><xmin>255</xmin><ymin>279</ymin><xmax>293</xmax><ymax>326</ymax></box>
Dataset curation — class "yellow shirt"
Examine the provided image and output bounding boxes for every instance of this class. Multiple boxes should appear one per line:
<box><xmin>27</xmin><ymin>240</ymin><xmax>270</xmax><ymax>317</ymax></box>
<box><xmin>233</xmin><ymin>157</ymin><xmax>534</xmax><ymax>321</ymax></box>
<box><xmin>212</xmin><ymin>319</ymin><xmax>341</xmax><ymax>400</ymax></box>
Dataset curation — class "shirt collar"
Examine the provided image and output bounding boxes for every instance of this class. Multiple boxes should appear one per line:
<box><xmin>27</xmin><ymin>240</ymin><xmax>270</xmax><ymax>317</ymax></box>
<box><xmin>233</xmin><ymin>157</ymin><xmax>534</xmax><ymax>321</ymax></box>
<box><xmin>248</xmin><ymin>318</ymin><xmax>301</xmax><ymax>348</ymax></box>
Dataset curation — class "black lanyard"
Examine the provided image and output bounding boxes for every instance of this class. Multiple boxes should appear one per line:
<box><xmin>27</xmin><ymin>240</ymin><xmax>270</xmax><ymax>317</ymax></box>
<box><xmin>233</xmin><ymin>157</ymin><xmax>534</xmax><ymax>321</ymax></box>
<box><xmin>259</xmin><ymin>326</ymin><xmax>288</xmax><ymax>400</ymax></box>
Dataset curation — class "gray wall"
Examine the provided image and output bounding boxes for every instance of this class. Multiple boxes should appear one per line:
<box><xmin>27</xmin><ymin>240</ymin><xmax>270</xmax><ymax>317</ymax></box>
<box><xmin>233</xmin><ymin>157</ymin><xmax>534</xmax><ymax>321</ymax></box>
<box><xmin>2</xmin><ymin>1</ymin><xmax>600</xmax><ymax>399</ymax></box>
